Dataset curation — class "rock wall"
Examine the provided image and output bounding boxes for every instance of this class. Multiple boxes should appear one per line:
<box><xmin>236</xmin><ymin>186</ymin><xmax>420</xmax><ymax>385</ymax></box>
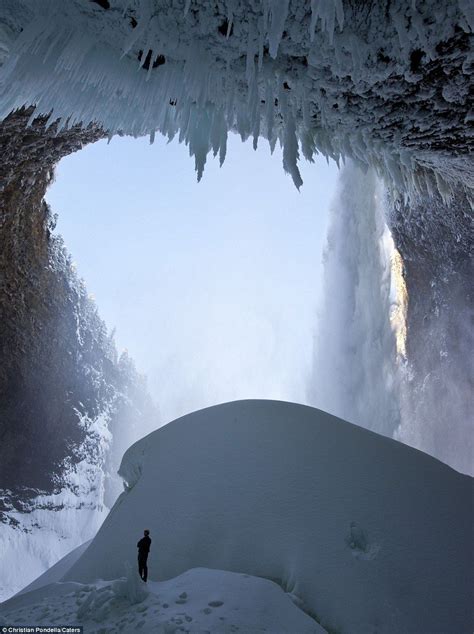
<box><xmin>0</xmin><ymin>108</ymin><xmax>158</xmax><ymax>494</ymax></box>
<box><xmin>389</xmin><ymin>188</ymin><xmax>473</xmax><ymax>474</ymax></box>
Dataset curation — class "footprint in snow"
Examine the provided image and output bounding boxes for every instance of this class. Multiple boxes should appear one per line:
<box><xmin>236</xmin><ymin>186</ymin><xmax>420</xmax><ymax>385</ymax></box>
<box><xmin>208</xmin><ymin>601</ymin><xmax>224</xmax><ymax>607</ymax></box>
<box><xmin>345</xmin><ymin>521</ymin><xmax>380</xmax><ymax>560</ymax></box>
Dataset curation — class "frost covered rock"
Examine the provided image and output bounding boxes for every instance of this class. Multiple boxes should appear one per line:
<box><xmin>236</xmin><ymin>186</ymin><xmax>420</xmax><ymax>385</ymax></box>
<box><xmin>0</xmin><ymin>0</ymin><xmax>472</xmax><ymax>199</ymax></box>
<box><xmin>390</xmin><ymin>186</ymin><xmax>474</xmax><ymax>475</ymax></box>
<box><xmin>62</xmin><ymin>400</ymin><xmax>473</xmax><ymax>634</ymax></box>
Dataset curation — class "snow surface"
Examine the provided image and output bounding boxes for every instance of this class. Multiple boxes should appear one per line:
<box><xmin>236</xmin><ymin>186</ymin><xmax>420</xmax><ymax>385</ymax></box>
<box><xmin>1</xmin><ymin>567</ymin><xmax>323</xmax><ymax>633</ymax></box>
<box><xmin>0</xmin><ymin>0</ymin><xmax>471</xmax><ymax>200</ymax></box>
<box><xmin>38</xmin><ymin>399</ymin><xmax>474</xmax><ymax>633</ymax></box>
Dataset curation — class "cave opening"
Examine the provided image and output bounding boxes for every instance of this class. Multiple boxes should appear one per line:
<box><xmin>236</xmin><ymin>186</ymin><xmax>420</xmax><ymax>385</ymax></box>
<box><xmin>46</xmin><ymin>132</ymin><xmax>339</xmax><ymax>426</ymax></box>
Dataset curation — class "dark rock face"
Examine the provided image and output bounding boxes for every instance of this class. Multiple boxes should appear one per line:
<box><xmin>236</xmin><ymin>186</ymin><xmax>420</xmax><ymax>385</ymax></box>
<box><xmin>0</xmin><ymin>108</ymin><xmax>157</xmax><ymax>493</ymax></box>
<box><xmin>389</xmin><ymin>189</ymin><xmax>473</xmax><ymax>473</ymax></box>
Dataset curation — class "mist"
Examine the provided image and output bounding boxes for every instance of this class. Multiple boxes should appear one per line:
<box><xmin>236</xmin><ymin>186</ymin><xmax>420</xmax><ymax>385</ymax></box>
<box><xmin>46</xmin><ymin>133</ymin><xmax>339</xmax><ymax>425</ymax></box>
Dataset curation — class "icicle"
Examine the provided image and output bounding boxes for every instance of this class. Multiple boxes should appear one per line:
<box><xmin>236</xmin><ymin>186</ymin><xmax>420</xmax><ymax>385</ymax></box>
<box><xmin>302</xmin><ymin>88</ymin><xmax>311</xmax><ymax>130</ymax></box>
<box><xmin>219</xmin><ymin>122</ymin><xmax>228</xmax><ymax>167</ymax></box>
<box><xmin>257</xmin><ymin>15</ymin><xmax>265</xmax><ymax>71</ymax></box>
<box><xmin>264</xmin><ymin>76</ymin><xmax>275</xmax><ymax>148</ymax></box>
<box><xmin>300</xmin><ymin>129</ymin><xmax>315</xmax><ymax>163</ymax></box>
<box><xmin>434</xmin><ymin>171</ymin><xmax>452</xmax><ymax>204</ymax></box>
<box><xmin>282</xmin><ymin>112</ymin><xmax>303</xmax><ymax>189</ymax></box>
<box><xmin>225</xmin><ymin>0</ymin><xmax>236</xmax><ymax>37</ymax></box>
<box><xmin>262</xmin><ymin>0</ymin><xmax>269</xmax><ymax>35</ymax></box>
<box><xmin>310</xmin><ymin>0</ymin><xmax>344</xmax><ymax>44</ymax></box>
<box><xmin>209</xmin><ymin>106</ymin><xmax>222</xmax><ymax>157</ymax></box>
<box><xmin>246</xmin><ymin>22</ymin><xmax>256</xmax><ymax>87</ymax></box>
<box><xmin>267</xmin><ymin>0</ymin><xmax>289</xmax><ymax>58</ymax></box>
<box><xmin>248</xmin><ymin>65</ymin><xmax>260</xmax><ymax>149</ymax></box>
<box><xmin>187</xmin><ymin>105</ymin><xmax>212</xmax><ymax>181</ymax></box>
<box><xmin>309</xmin><ymin>0</ymin><xmax>318</xmax><ymax>42</ymax></box>
<box><xmin>335</xmin><ymin>0</ymin><xmax>344</xmax><ymax>32</ymax></box>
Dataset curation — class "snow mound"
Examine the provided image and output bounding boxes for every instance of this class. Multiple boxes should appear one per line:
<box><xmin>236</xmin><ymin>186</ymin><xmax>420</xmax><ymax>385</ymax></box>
<box><xmin>60</xmin><ymin>400</ymin><xmax>472</xmax><ymax>633</ymax></box>
<box><xmin>1</xmin><ymin>567</ymin><xmax>323</xmax><ymax>633</ymax></box>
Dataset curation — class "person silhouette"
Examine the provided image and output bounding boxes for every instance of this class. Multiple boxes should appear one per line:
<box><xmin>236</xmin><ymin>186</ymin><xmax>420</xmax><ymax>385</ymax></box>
<box><xmin>137</xmin><ymin>529</ymin><xmax>151</xmax><ymax>582</ymax></box>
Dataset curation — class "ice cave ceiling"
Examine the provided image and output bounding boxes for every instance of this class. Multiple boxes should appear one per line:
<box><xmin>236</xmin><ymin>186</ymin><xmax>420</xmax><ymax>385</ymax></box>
<box><xmin>0</xmin><ymin>0</ymin><xmax>472</xmax><ymax>200</ymax></box>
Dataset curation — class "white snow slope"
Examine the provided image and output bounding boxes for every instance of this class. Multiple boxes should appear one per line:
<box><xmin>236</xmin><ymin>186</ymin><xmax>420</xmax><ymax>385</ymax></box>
<box><xmin>6</xmin><ymin>400</ymin><xmax>469</xmax><ymax>633</ymax></box>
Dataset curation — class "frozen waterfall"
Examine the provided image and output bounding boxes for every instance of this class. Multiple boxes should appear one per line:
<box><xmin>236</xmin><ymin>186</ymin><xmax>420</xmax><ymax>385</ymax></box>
<box><xmin>309</xmin><ymin>162</ymin><xmax>472</xmax><ymax>477</ymax></box>
<box><xmin>308</xmin><ymin>163</ymin><xmax>402</xmax><ymax>437</ymax></box>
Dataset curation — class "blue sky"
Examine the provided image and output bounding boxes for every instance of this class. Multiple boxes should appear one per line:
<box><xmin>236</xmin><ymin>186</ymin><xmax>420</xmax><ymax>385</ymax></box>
<box><xmin>46</xmin><ymin>133</ymin><xmax>339</xmax><ymax>423</ymax></box>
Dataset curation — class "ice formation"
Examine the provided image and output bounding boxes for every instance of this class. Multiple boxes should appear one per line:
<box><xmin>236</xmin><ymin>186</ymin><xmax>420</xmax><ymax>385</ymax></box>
<box><xmin>0</xmin><ymin>0</ymin><xmax>472</xmax><ymax>200</ymax></box>
<box><xmin>309</xmin><ymin>163</ymin><xmax>401</xmax><ymax>436</ymax></box>
<box><xmin>9</xmin><ymin>400</ymin><xmax>472</xmax><ymax>634</ymax></box>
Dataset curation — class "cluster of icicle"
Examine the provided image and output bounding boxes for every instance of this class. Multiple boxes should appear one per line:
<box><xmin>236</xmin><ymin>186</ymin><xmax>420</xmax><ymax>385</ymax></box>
<box><xmin>0</xmin><ymin>0</ymin><xmax>471</xmax><ymax>200</ymax></box>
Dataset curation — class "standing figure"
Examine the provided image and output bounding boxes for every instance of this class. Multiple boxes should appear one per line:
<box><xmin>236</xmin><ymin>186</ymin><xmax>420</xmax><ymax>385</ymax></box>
<box><xmin>137</xmin><ymin>529</ymin><xmax>151</xmax><ymax>582</ymax></box>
